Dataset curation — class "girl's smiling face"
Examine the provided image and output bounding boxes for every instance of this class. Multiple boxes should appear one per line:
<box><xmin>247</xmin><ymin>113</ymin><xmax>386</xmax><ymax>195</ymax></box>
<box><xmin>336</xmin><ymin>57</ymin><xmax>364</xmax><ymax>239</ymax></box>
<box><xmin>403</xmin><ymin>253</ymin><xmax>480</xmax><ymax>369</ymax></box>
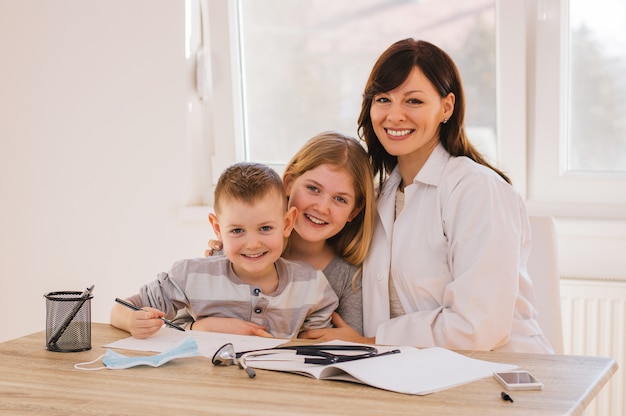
<box><xmin>284</xmin><ymin>164</ymin><xmax>360</xmax><ymax>244</ymax></box>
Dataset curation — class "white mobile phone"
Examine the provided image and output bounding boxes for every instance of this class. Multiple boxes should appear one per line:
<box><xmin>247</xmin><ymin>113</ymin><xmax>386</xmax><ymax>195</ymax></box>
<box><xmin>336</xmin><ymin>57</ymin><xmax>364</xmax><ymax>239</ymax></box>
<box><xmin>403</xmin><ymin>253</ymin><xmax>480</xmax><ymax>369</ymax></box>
<box><xmin>494</xmin><ymin>371</ymin><xmax>544</xmax><ymax>390</ymax></box>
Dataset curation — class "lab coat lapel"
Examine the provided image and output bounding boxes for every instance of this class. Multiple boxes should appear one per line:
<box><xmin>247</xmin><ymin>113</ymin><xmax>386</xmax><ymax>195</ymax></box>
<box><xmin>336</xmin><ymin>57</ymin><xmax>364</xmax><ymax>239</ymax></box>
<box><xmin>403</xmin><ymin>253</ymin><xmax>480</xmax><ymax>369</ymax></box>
<box><xmin>377</xmin><ymin>169</ymin><xmax>402</xmax><ymax>240</ymax></box>
<box><xmin>362</xmin><ymin>170</ymin><xmax>401</xmax><ymax>337</ymax></box>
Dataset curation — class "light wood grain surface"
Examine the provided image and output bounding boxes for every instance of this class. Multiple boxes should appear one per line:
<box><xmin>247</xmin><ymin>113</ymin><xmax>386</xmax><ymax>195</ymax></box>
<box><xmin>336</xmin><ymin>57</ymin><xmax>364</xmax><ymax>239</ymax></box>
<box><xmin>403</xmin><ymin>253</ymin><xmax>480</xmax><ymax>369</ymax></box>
<box><xmin>0</xmin><ymin>323</ymin><xmax>616</xmax><ymax>416</ymax></box>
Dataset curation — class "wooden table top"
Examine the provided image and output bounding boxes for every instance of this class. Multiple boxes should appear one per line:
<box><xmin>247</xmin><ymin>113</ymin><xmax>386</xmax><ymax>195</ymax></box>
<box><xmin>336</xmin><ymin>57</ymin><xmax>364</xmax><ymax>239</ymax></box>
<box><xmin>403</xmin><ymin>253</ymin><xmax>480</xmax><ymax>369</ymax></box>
<box><xmin>0</xmin><ymin>323</ymin><xmax>617</xmax><ymax>416</ymax></box>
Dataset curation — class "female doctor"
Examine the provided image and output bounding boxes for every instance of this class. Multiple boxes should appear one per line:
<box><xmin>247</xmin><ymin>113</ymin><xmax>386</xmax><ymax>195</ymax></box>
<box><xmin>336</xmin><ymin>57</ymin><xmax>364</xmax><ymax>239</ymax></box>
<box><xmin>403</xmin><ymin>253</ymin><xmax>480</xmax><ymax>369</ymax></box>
<box><xmin>301</xmin><ymin>38</ymin><xmax>553</xmax><ymax>353</ymax></box>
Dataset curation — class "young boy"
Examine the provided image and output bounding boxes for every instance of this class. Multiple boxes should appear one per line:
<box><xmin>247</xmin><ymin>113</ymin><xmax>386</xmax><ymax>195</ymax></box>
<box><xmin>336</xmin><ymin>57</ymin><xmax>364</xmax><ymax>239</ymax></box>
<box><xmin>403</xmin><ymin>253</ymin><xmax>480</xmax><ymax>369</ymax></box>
<box><xmin>110</xmin><ymin>162</ymin><xmax>339</xmax><ymax>339</ymax></box>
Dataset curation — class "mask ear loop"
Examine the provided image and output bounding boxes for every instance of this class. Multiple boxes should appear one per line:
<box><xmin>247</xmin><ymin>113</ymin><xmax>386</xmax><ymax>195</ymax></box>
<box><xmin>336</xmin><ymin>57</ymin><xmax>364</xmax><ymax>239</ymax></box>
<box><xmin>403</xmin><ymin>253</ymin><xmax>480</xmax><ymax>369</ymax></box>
<box><xmin>74</xmin><ymin>353</ymin><xmax>107</xmax><ymax>370</ymax></box>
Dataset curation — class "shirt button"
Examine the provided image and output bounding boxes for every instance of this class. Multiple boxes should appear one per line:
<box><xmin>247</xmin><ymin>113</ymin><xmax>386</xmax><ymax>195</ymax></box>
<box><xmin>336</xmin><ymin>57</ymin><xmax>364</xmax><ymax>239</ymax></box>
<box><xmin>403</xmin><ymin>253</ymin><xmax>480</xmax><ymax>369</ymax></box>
<box><xmin>254</xmin><ymin>307</ymin><xmax>262</xmax><ymax>314</ymax></box>
<box><xmin>253</xmin><ymin>288</ymin><xmax>261</xmax><ymax>295</ymax></box>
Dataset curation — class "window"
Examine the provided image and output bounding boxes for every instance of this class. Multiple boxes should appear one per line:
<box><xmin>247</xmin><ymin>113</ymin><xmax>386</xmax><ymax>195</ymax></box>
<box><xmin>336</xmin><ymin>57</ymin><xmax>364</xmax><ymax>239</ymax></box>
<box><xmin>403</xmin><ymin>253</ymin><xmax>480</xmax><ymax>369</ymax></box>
<box><xmin>196</xmin><ymin>0</ymin><xmax>626</xmax><ymax>220</ymax></box>
<box><xmin>237</xmin><ymin>0</ymin><xmax>498</xmax><ymax>170</ymax></box>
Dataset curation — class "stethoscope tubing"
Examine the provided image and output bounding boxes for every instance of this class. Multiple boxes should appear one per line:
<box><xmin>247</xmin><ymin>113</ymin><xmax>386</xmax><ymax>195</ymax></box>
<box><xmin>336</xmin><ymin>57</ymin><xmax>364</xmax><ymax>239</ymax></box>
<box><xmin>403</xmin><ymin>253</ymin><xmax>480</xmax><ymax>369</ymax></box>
<box><xmin>235</xmin><ymin>344</ymin><xmax>379</xmax><ymax>365</ymax></box>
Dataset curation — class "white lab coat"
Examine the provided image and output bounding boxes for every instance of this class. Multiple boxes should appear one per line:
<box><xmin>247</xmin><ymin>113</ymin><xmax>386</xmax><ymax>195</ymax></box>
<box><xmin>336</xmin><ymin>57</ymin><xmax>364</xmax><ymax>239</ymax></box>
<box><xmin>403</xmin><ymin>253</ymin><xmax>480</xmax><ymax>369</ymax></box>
<box><xmin>362</xmin><ymin>144</ymin><xmax>553</xmax><ymax>353</ymax></box>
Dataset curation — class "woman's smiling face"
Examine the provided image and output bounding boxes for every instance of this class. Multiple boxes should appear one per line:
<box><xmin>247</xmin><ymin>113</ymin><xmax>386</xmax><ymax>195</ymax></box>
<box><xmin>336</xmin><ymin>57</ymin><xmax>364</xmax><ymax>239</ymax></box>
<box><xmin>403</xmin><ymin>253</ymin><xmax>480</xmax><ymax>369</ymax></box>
<box><xmin>284</xmin><ymin>164</ymin><xmax>359</xmax><ymax>244</ymax></box>
<box><xmin>370</xmin><ymin>66</ymin><xmax>453</xmax><ymax>161</ymax></box>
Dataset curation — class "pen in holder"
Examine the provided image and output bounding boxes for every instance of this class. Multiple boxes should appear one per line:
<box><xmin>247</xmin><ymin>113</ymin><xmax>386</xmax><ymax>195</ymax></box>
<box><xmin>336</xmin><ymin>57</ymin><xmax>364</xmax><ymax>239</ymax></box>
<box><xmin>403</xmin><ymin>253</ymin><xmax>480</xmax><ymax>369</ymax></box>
<box><xmin>44</xmin><ymin>285</ymin><xmax>94</xmax><ymax>352</ymax></box>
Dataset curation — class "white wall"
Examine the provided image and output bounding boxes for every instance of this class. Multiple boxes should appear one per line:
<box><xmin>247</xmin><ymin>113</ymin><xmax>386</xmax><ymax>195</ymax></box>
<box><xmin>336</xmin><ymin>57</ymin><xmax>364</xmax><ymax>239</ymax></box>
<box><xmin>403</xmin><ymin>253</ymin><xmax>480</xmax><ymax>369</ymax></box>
<box><xmin>0</xmin><ymin>1</ymin><xmax>213</xmax><ymax>342</ymax></box>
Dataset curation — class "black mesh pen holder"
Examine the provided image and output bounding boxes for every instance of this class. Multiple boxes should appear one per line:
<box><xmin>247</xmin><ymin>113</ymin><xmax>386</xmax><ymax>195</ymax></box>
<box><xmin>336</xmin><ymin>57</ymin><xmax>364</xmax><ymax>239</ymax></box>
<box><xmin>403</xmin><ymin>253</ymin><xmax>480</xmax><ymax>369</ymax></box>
<box><xmin>44</xmin><ymin>291</ymin><xmax>93</xmax><ymax>352</ymax></box>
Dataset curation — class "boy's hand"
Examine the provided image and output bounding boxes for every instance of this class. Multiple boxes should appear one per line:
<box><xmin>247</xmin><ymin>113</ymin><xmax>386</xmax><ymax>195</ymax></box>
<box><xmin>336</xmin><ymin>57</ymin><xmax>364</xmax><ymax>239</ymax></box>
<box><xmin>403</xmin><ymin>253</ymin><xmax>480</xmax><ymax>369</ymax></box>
<box><xmin>127</xmin><ymin>307</ymin><xmax>167</xmax><ymax>339</ymax></box>
<box><xmin>191</xmin><ymin>316</ymin><xmax>272</xmax><ymax>337</ymax></box>
<box><xmin>111</xmin><ymin>302</ymin><xmax>165</xmax><ymax>339</ymax></box>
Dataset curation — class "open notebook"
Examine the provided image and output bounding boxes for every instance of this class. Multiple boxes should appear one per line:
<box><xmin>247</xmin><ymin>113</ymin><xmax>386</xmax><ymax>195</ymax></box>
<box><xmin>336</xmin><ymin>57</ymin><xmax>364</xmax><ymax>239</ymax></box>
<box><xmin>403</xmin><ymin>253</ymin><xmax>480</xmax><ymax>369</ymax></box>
<box><xmin>244</xmin><ymin>341</ymin><xmax>517</xmax><ymax>395</ymax></box>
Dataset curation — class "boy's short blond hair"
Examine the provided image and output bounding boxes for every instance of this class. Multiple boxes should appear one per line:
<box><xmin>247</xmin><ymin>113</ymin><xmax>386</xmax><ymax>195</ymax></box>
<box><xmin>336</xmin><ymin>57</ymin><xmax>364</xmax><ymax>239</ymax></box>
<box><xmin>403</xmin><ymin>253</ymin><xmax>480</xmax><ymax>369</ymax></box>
<box><xmin>214</xmin><ymin>162</ymin><xmax>286</xmax><ymax>214</ymax></box>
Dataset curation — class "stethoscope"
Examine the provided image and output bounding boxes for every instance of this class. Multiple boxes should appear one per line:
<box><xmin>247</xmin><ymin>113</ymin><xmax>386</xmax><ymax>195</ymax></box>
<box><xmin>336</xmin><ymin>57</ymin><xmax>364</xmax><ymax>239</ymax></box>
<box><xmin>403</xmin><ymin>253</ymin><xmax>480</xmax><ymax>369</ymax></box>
<box><xmin>212</xmin><ymin>343</ymin><xmax>398</xmax><ymax>378</ymax></box>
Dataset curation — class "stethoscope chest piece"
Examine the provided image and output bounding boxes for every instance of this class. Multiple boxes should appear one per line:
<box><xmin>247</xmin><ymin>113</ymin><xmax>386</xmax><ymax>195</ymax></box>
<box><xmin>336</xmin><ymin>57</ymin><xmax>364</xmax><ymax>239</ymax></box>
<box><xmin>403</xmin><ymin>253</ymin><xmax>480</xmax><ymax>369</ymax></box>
<box><xmin>211</xmin><ymin>343</ymin><xmax>237</xmax><ymax>366</ymax></box>
<box><xmin>212</xmin><ymin>343</ymin><xmax>256</xmax><ymax>378</ymax></box>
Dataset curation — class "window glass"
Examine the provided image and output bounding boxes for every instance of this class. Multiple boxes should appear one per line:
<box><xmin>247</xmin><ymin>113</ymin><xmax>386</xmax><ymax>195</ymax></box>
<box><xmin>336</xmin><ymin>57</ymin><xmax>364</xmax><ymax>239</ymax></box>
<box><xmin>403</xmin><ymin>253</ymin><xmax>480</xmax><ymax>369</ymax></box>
<box><xmin>237</xmin><ymin>0</ymin><xmax>496</xmax><ymax>166</ymax></box>
<box><xmin>568</xmin><ymin>0</ymin><xmax>626</xmax><ymax>173</ymax></box>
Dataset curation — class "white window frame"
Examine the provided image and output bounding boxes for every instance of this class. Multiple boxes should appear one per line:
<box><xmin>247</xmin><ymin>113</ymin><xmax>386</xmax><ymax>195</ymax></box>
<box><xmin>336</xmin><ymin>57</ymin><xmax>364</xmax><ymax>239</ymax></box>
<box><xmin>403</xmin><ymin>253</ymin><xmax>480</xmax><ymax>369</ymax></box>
<box><xmin>525</xmin><ymin>0</ymin><xmax>626</xmax><ymax>219</ymax></box>
<box><xmin>205</xmin><ymin>0</ymin><xmax>245</xmax><ymax>182</ymax></box>
<box><xmin>497</xmin><ymin>0</ymin><xmax>528</xmax><ymax>196</ymax></box>
<box><xmin>182</xmin><ymin>0</ymin><xmax>243</xmax><ymax>220</ymax></box>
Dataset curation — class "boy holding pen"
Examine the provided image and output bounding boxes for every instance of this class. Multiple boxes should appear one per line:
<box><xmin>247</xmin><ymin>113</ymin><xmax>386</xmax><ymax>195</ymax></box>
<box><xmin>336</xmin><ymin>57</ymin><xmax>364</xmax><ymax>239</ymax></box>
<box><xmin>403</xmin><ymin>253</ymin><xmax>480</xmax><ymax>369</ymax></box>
<box><xmin>110</xmin><ymin>162</ymin><xmax>338</xmax><ymax>339</ymax></box>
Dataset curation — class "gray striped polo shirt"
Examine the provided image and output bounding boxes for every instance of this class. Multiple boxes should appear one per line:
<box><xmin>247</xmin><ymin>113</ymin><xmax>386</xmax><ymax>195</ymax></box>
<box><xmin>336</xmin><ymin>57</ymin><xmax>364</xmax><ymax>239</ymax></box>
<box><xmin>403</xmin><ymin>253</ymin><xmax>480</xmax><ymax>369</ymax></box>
<box><xmin>128</xmin><ymin>256</ymin><xmax>339</xmax><ymax>339</ymax></box>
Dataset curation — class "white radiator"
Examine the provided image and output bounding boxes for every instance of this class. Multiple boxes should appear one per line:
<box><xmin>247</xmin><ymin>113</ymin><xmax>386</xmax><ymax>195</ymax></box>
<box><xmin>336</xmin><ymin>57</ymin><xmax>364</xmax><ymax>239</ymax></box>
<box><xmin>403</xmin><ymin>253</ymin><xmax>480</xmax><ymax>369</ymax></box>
<box><xmin>560</xmin><ymin>279</ymin><xmax>626</xmax><ymax>416</ymax></box>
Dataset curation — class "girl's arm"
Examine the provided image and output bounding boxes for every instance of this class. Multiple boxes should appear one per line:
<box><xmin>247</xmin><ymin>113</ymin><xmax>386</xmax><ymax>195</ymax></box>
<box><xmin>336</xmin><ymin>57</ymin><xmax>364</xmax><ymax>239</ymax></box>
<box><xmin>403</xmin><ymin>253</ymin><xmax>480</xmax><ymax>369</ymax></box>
<box><xmin>299</xmin><ymin>312</ymin><xmax>375</xmax><ymax>343</ymax></box>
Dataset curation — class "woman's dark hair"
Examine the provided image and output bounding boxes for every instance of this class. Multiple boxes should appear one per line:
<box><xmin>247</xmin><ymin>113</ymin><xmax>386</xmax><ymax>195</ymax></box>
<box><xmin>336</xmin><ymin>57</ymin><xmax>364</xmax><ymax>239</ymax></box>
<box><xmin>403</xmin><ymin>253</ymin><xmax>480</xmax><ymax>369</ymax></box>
<box><xmin>357</xmin><ymin>38</ymin><xmax>510</xmax><ymax>186</ymax></box>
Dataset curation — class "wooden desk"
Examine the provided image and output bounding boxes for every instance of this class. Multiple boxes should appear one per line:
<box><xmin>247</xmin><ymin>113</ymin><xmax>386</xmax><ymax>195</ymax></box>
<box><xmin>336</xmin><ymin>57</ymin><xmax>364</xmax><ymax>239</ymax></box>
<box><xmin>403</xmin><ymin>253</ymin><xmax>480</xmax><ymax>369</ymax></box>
<box><xmin>0</xmin><ymin>323</ymin><xmax>616</xmax><ymax>416</ymax></box>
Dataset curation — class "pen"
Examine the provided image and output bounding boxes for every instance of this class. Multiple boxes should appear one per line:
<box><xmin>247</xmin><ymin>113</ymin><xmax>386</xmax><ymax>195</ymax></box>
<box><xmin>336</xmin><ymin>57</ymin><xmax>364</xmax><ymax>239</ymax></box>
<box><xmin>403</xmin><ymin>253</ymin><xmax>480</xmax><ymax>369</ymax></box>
<box><xmin>48</xmin><ymin>285</ymin><xmax>95</xmax><ymax>347</ymax></box>
<box><xmin>330</xmin><ymin>347</ymin><xmax>401</xmax><ymax>363</ymax></box>
<box><xmin>501</xmin><ymin>391</ymin><xmax>514</xmax><ymax>403</ymax></box>
<box><xmin>373</xmin><ymin>349</ymin><xmax>402</xmax><ymax>359</ymax></box>
<box><xmin>114</xmin><ymin>297</ymin><xmax>185</xmax><ymax>332</ymax></box>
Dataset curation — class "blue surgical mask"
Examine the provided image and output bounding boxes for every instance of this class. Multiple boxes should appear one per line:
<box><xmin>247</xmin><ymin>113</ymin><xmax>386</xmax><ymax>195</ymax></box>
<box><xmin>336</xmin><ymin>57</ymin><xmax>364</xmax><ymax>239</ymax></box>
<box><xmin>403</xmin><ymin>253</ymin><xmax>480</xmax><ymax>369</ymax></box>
<box><xmin>75</xmin><ymin>337</ymin><xmax>199</xmax><ymax>370</ymax></box>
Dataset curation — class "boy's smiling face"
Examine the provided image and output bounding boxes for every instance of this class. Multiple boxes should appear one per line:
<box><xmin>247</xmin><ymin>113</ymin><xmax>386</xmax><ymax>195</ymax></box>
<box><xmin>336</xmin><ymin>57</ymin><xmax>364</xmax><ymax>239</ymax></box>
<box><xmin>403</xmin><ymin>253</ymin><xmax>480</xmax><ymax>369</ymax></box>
<box><xmin>209</xmin><ymin>190</ymin><xmax>296</xmax><ymax>283</ymax></box>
